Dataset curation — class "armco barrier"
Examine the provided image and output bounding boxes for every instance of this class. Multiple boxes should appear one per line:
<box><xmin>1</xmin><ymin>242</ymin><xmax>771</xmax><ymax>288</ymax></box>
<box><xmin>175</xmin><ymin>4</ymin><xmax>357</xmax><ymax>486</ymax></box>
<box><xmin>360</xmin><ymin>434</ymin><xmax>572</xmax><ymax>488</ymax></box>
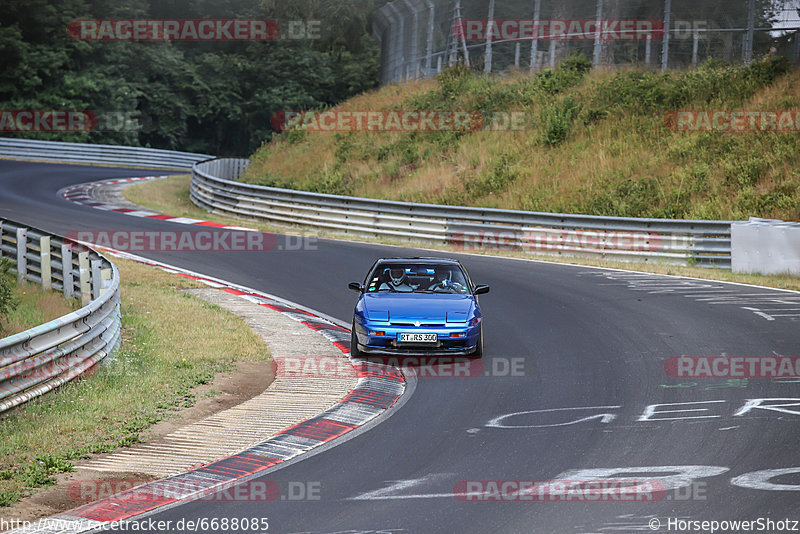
<box><xmin>191</xmin><ymin>158</ymin><xmax>734</xmax><ymax>268</ymax></box>
<box><xmin>0</xmin><ymin>219</ymin><xmax>121</xmax><ymax>414</ymax></box>
<box><xmin>0</xmin><ymin>137</ymin><xmax>210</xmax><ymax>169</ymax></box>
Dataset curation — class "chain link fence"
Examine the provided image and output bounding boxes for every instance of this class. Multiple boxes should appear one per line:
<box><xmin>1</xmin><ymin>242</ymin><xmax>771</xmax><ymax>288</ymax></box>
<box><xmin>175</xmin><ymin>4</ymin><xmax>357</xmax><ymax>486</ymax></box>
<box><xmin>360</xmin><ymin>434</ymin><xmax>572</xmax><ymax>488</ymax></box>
<box><xmin>372</xmin><ymin>0</ymin><xmax>800</xmax><ymax>84</ymax></box>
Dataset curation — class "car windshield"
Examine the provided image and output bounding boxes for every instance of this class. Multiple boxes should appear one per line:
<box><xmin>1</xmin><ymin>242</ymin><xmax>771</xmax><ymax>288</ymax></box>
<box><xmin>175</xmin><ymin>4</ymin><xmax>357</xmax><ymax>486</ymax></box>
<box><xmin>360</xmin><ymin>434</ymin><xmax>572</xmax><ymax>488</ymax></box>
<box><xmin>365</xmin><ymin>264</ymin><xmax>470</xmax><ymax>294</ymax></box>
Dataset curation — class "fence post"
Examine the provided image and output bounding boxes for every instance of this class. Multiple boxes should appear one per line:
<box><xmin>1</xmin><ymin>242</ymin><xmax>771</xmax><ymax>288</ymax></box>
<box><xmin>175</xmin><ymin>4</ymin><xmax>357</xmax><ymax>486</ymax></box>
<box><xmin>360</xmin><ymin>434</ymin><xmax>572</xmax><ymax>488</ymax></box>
<box><xmin>78</xmin><ymin>251</ymin><xmax>91</xmax><ymax>305</ymax></box>
<box><xmin>485</xmin><ymin>0</ymin><xmax>495</xmax><ymax>73</ymax></box>
<box><xmin>743</xmin><ymin>0</ymin><xmax>755</xmax><ymax>65</ymax></box>
<box><xmin>61</xmin><ymin>243</ymin><xmax>74</xmax><ymax>299</ymax></box>
<box><xmin>388</xmin><ymin>3</ymin><xmax>405</xmax><ymax>82</ymax></box>
<box><xmin>645</xmin><ymin>33</ymin><xmax>652</xmax><ymax>65</ymax></box>
<box><xmin>661</xmin><ymin>0</ymin><xmax>671</xmax><ymax>71</ymax></box>
<box><xmin>592</xmin><ymin>0</ymin><xmax>604</xmax><ymax>69</ymax></box>
<box><xmin>692</xmin><ymin>29</ymin><xmax>700</xmax><ymax>65</ymax></box>
<box><xmin>16</xmin><ymin>228</ymin><xmax>27</xmax><ymax>284</ymax></box>
<box><xmin>39</xmin><ymin>235</ymin><xmax>52</xmax><ymax>290</ymax></box>
<box><xmin>459</xmin><ymin>1</ymin><xmax>470</xmax><ymax>67</ymax></box>
<box><xmin>425</xmin><ymin>0</ymin><xmax>435</xmax><ymax>77</ymax></box>
<box><xmin>530</xmin><ymin>0</ymin><xmax>541</xmax><ymax>72</ymax></box>
<box><xmin>401</xmin><ymin>0</ymin><xmax>420</xmax><ymax>80</ymax></box>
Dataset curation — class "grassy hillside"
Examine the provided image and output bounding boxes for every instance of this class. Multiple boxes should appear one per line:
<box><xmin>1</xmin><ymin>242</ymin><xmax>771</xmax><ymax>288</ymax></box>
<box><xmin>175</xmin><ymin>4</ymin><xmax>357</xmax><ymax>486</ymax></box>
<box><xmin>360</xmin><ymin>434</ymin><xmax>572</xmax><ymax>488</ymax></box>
<box><xmin>244</xmin><ymin>55</ymin><xmax>800</xmax><ymax>221</ymax></box>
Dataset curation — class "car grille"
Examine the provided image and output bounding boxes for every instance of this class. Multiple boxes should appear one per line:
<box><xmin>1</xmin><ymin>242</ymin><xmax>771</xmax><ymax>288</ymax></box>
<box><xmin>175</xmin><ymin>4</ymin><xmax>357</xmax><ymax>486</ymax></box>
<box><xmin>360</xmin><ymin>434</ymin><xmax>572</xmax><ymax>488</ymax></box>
<box><xmin>390</xmin><ymin>321</ymin><xmax>445</xmax><ymax>327</ymax></box>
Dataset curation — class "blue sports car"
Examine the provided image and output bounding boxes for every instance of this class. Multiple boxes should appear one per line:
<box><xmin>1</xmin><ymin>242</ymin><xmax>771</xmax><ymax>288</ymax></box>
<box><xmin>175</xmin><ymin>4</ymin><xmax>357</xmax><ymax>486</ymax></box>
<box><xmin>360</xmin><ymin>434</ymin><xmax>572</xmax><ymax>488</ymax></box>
<box><xmin>348</xmin><ymin>258</ymin><xmax>489</xmax><ymax>358</ymax></box>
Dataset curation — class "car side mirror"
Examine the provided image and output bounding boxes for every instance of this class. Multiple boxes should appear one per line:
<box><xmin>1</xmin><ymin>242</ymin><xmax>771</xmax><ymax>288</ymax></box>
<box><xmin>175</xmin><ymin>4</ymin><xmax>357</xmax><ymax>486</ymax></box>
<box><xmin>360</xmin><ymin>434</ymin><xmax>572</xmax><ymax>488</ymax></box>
<box><xmin>473</xmin><ymin>284</ymin><xmax>490</xmax><ymax>295</ymax></box>
<box><xmin>349</xmin><ymin>282</ymin><xmax>364</xmax><ymax>293</ymax></box>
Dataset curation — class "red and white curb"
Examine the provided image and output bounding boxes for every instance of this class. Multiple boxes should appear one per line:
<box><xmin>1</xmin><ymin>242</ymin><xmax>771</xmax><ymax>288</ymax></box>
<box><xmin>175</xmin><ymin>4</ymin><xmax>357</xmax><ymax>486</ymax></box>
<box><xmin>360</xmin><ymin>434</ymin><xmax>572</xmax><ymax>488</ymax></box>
<box><xmin>60</xmin><ymin>176</ymin><xmax>257</xmax><ymax>231</ymax></box>
<box><xmin>9</xmin><ymin>181</ymin><xmax>408</xmax><ymax>534</ymax></box>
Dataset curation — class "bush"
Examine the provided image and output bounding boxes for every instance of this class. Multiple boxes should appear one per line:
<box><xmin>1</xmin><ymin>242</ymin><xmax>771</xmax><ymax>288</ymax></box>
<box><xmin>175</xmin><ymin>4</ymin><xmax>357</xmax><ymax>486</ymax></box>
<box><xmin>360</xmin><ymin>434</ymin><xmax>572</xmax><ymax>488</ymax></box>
<box><xmin>745</xmin><ymin>55</ymin><xmax>791</xmax><ymax>88</ymax></box>
<box><xmin>307</xmin><ymin>167</ymin><xmax>353</xmax><ymax>196</ymax></box>
<box><xmin>541</xmin><ymin>96</ymin><xmax>582</xmax><ymax>146</ymax></box>
<box><xmin>559</xmin><ymin>52</ymin><xmax>593</xmax><ymax>74</ymax></box>
<box><xmin>596</xmin><ymin>71</ymin><xmax>671</xmax><ymax>113</ymax></box>
<box><xmin>666</xmin><ymin>58</ymin><xmax>788</xmax><ymax>108</ymax></box>
<box><xmin>531</xmin><ymin>53</ymin><xmax>592</xmax><ymax>95</ymax></box>
<box><xmin>0</xmin><ymin>258</ymin><xmax>18</xmax><ymax>330</ymax></box>
<box><xmin>435</xmin><ymin>63</ymin><xmax>473</xmax><ymax>105</ymax></box>
<box><xmin>668</xmin><ymin>62</ymin><xmax>738</xmax><ymax>107</ymax></box>
<box><xmin>464</xmin><ymin>154</ymin><xmax>520</xmax><ymax>198</ymax></box>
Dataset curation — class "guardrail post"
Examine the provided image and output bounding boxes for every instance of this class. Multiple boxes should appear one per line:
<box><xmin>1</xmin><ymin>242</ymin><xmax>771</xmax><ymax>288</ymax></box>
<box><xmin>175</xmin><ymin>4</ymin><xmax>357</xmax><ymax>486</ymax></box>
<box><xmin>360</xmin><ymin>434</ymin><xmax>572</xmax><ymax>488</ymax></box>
<box><xmin>39</xmin><ymin>235</ymin><xmax>52</xmax><ymax>290</ymax></box>
<box><xmin>16</xmin><ymin>228</ymin><xmax>28</xmax><ymax>284</ymax></box>
<box><xmin>101</xmin><ymin>267</ymin><xmax>113</xmax><ymax>296</ymax></box>
<box><xmin>91</xmin><ymin>259</ymin><xmax>102</xmax><ymax>300</ymax></box>
<box><xmin>78</xmin><ymin>252</ymin><xmax>91</xmax><ymax>305</ymax></box>
<box><xmin>0</xmin><ymin>221</ymin><xmax>4</xmax><ymax>259</ymax></box>
<box><xmin>61</xmin><ymin>244</ymin><xmax>74</xmax><ymax>299</ymax></box>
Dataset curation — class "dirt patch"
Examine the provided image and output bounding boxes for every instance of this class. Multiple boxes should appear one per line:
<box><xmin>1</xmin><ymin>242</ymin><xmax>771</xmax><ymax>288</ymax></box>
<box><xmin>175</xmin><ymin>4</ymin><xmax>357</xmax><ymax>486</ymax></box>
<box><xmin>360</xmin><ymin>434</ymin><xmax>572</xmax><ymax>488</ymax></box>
<box><xmin>4</xmin><ymin>360</ymin><xmax>273</xmax><ymax>523</ymax></box>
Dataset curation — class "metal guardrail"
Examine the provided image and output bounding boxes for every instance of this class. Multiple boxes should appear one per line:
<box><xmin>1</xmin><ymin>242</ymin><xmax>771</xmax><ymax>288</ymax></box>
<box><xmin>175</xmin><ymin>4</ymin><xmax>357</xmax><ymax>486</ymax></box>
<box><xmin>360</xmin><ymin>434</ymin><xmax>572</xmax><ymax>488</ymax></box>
<box><xmin>0</xmin><ymin>219</ymin><xmax>121</xmax><ymax>414</ymax></box>
<box><xmin>0</xmin><ymin>138</ymin><xmax>211</xmax><ymax>170</ymax></box>
<box><xmin>191</xmin><ymin>158</ymin><xmax>734</xmax><ymax>268</ymax></box>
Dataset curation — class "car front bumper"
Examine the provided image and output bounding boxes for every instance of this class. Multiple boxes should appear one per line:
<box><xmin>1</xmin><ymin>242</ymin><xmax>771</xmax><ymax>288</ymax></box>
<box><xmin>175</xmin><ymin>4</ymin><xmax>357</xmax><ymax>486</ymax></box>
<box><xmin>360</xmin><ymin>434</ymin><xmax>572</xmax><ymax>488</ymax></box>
<box><xmin>353</xmin><ymin>319</ymin><xmax>481</xmax><ymax>356</ymax></box>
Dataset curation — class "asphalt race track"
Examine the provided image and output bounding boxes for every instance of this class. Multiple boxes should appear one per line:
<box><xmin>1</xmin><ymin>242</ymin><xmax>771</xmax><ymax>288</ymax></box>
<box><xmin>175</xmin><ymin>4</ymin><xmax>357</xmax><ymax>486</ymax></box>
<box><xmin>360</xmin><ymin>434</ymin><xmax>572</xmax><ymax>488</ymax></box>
<box><xmin>3</xmin><ymin>160</ymin><xmax>800</xmax><ymax>534</ymax></box>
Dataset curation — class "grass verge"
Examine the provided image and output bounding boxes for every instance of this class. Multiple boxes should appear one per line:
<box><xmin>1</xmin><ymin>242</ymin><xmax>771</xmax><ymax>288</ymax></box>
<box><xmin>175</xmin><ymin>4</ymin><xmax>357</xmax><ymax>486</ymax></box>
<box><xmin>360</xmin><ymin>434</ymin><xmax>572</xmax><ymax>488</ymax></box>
<box><xmin>124</xmin><ymin>175</ymin><xmax>800</xmax><ymax>292</ymax></box>
<box><xmin>0</xmin><ymin>283</ymin><xmax>80</xmax><ymax>337</ymax></box>
<box><xmin>0</xmin><ymin>258</ymin><xmax>270</xmax><ymax>507</ymax></box>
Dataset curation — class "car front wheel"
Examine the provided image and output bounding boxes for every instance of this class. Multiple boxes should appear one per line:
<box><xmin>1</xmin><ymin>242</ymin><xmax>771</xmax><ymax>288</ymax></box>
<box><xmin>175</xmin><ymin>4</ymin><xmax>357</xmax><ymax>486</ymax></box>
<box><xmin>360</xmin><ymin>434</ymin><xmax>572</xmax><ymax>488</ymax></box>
<box><xmin>350</xmin><ymin>321</ymin><xmax>362</xmax><ymax>357</ymax></box>
<box><xmin>470</xmin><ymin>326</ymin><xmax>483</xmax><ymax>359</ymax></box>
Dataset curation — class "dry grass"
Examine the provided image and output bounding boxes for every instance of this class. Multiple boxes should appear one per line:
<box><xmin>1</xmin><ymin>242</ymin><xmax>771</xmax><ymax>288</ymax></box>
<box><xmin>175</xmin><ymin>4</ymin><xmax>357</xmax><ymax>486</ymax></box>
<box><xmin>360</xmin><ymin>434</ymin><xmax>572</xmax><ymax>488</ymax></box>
<box><xmin>0</xmin><ymin>258</ymin><xmax>269</xmax><ymax>506</ymax></box>
<box><xmin>123</xmin><ymin>176</ymin><xmax>195</xmax><ymax>216</ymax></box>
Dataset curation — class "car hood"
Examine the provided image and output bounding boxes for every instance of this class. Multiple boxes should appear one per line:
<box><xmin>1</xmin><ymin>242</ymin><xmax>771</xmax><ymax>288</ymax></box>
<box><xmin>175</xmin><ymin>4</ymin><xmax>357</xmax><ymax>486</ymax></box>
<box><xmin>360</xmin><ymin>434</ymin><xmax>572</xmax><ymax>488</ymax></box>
<box><xmin>363</xmin><ymin>293</ymin><xmax>474</xmax><ymax>322</ymax></box>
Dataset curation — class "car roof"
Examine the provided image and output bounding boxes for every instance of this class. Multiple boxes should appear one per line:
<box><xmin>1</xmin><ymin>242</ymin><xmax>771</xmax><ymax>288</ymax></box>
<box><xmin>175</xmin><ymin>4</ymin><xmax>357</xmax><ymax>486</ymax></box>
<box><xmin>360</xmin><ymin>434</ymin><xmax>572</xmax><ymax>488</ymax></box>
<box><xmin>375</xmin><ymin>257</ymin><xmax>461</xmax><ymax>265</ymax></box>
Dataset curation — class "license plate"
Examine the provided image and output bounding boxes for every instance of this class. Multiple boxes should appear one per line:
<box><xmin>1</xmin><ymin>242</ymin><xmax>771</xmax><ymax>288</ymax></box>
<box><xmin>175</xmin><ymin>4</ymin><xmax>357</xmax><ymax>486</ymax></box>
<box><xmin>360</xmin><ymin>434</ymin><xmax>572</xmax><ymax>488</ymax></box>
<box><xmin>398</xmin><ymin>332</ymin><xmax>438</xmax><ymax>343</ymax></box>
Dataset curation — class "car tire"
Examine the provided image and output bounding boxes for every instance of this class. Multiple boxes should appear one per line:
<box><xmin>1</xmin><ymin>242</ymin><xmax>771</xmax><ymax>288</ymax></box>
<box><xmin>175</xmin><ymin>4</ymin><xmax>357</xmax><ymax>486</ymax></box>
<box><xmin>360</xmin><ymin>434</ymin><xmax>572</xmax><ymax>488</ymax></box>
<box><xmin>350</xmin><ymin>321</ymin><xmax>362</xmax><ymax>358</ymax></box>
<box><xmin>470</xmin><ymin>326</ymin><xmax>484</xmax><ymax>359</ymax></box>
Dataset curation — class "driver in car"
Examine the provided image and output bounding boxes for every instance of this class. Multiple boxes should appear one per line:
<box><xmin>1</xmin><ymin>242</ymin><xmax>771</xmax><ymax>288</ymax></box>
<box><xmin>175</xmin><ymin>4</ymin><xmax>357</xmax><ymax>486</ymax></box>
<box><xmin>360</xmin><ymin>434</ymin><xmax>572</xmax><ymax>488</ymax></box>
<box><xmin>379</xmin><ymin>267</ymin><xmax>416</xmax><ymax>292</ymax></box>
